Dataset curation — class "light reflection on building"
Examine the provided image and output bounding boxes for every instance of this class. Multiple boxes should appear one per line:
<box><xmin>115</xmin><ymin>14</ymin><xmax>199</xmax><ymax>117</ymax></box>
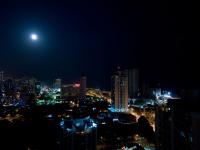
<box><xmin>60</xmin><ymin>114</ymin><xmax>97</xmax><ymax>150</ymax></box>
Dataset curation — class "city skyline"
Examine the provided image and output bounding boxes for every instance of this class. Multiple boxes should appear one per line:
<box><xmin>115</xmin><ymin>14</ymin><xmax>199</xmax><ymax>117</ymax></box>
<box><xmin>1</xmin><ymin>0</ymin><xmax>199</xmax><ymax>89</ymax></box>
<box><xmin>1</xmin><ymin>1</ymin><xmax>200</xmax><ymax>150</ymax></box>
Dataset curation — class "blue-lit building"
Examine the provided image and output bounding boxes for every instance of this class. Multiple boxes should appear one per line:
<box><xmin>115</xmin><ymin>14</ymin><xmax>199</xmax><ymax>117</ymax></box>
<box><xmin>60</xmin><ymin>111</ymin><xmax>97</xmax><ymax>150</ymax></box>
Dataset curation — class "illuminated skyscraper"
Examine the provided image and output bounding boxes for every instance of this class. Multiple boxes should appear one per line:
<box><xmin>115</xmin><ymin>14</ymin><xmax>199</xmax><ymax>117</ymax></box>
<box><xmin>111</xmin><ymin>68</ymin><xmax>128</xmax><ymax>111</ymax></box>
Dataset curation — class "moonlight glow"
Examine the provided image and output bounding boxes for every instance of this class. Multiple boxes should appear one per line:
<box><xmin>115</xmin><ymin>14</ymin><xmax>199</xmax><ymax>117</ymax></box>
<box><xmin>30</xmin><ymin>33</ymin><xmax>38</xmax><ymax>41</ymax></box>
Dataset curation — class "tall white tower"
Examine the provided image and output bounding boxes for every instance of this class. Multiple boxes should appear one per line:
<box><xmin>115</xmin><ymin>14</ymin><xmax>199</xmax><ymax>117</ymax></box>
<box><xmin>111</xmin><ymin>68</ymin><xmax>128</xmax><ymax>111</ymax></box>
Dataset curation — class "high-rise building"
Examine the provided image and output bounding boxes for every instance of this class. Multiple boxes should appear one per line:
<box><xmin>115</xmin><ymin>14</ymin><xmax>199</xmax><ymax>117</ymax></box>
<box><xmin>53</xmin><ymin>78</ymin><xmax>62</xmax><ymax>90</ymax></box>
<box><xmin>80</xmin><ymin>75</ymin><xmax>87</xmax><ymax>99</ymax></box>
<box><xmin>155</xmin><ymin>98</ymin><xmax>200</xmax><ymax>150</ymax></box>
<box><xmin>111</xmin><ymin>68</ymin><xmax>128</xmax><ymax>111</ymax></box>
<box><xmin>126</xmin><ymin>69</ymin><xmax>139</xmax><ymax>98</ymax></box>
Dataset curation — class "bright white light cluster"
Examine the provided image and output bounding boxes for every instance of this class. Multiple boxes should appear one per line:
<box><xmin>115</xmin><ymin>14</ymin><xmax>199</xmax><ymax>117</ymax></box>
<box><xmin>30</xmin><ymin>33</ymin><xmax>38</xmax><ymax>41</ymax></box>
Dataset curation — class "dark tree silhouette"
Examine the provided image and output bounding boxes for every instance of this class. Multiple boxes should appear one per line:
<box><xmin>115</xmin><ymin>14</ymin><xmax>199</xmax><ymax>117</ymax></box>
<box><xmin>137</xmin><ymin>116</ymin><xmax>155</xmax><ymax>143</ymax></box>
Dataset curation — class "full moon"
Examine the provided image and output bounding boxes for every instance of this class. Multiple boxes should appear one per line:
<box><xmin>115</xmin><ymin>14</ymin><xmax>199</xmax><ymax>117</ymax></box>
<box><xmin>30</xmin><ymin>33</ymin><xmax>38</xmax><ymax>41</ymax></box>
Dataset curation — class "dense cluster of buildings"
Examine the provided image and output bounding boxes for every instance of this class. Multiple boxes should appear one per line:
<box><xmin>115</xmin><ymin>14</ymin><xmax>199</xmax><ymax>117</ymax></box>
<box><xmin>0</xmin><ymin>71</ymin><xmax>40</xmax><ymax>105</ymax></box>
<box><xmin>1</xmin><ymin>69</ymin><xmax>200</xmax><ymax>150</ymax></box>
<box><xmin>0</xmin><ymin>67</ymin><xmax>141</xmax><ymax>111</ymax></box>
<box><xmin>0</xmin><ymin>71</ymin><xmax>110</xmax><ymax>106</ymax></box>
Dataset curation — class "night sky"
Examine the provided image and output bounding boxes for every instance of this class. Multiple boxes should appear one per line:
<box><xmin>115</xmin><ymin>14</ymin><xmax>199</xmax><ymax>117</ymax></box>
<box><xmin>0</xmin><ymin>0</ymin><xmax>199</xmax><ymax>89</ymax></box>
